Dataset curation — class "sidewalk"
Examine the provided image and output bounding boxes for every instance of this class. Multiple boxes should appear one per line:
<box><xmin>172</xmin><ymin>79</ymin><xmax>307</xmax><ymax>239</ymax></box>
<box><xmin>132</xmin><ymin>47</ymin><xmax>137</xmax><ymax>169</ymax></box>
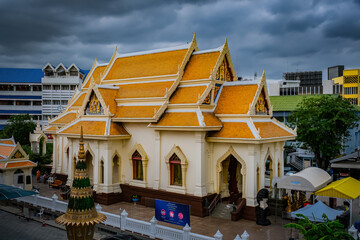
<box><xmin>33</xmin><ymin>180</ymin><xmax>300</xmax><ymax>240</ymax></box>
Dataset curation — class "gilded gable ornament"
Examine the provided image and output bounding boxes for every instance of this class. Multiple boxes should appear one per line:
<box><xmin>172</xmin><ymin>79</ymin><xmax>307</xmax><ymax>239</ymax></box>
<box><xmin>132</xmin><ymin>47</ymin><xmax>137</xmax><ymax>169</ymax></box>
<box><xmin>216</xmin><ymin>58</ymin><xmax>232</xmax><ymax>81</ymax></box>
<box><xmin>86</xmin><ymin>92</ymin><xmax>103</xmax><ymax>115</ymax></box>
<box><xmin>13</xmin><ymin>151</ymin><xmax>24</xmax><ymax>159</ymax></box>
<box><xmin>255</xmin><ymin>91</ymin><xmax>268</xmax><ymax>115</ymax></box>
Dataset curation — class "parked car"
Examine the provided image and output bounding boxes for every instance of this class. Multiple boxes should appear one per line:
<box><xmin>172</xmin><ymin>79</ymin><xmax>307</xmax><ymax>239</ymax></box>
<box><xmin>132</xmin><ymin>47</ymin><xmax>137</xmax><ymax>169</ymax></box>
<box><xmin>285</xmin><ymin>171</ymin><xmax>297</xmax><ymax>176</ymax></box>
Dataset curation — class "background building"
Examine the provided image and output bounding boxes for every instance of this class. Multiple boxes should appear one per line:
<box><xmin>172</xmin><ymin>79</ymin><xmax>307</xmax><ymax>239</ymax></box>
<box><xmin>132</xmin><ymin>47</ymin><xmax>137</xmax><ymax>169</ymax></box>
<box><xmin>41</xmin><ymin>63</ymin><xmax>88</xmax><ymax>124</ymax></box>
<box><xmin>0</xmin><ymin>68</ymin><xmax>43</xmax><ymax>129</ymax></box>
<box><xmin>283</xmin><ymin>71</ymin><xmax>322</xmax><ymax>87</ymax></box>
<box><xmin>328</xmin><ymin>65</ymin><xmax>344</xmax><ymax>80</ymax></box>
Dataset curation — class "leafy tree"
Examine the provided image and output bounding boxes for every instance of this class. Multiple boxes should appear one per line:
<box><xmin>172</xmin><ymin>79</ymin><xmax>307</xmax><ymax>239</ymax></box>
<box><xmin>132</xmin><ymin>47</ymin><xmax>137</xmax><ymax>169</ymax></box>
<box><xmin>289</xmin><ymin>95</ymin><xmax>359</xmax><ymax>170</ymax></box>
<box><xmin>1</xmin><ymin>114</ymin><xmax>36</xmax><ymax>145</ymax></box>
<box><xmin>284</xmin><ymin>213</ymin><xmax>354</xmax><ymax>240</ymax></box>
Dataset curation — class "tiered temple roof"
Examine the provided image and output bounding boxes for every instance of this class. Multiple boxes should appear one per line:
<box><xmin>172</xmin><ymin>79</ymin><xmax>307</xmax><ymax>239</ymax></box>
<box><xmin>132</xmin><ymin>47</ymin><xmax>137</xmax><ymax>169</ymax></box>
<box><xmin>45</xmin><ymin>35</ymin><xmax>296</xmax><ymax>142</ymax></box>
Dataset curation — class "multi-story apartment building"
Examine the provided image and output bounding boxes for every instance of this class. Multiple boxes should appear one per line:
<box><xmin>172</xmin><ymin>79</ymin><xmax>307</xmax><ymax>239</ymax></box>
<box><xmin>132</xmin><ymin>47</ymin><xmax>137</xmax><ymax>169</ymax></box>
<box><xmin>0</xmin><ymin>68</ymin><xmax>43</xmax><ymax>129</ymax></box>
<box><xmin>42</xmin><ymin>63</ymin><xmax>87</xmax><ymax>124</ymax></box>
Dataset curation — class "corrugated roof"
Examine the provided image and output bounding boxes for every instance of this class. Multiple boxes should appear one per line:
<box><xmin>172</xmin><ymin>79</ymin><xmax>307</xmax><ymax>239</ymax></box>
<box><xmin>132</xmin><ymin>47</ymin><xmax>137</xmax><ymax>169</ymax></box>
<box><xmin>0</xmin><ymin>68</ymin><xmax>43</xmax><ymax>83</ymax></box>
<box><xmin>270</xmin><ymin>94</ymin><xmax>342</xmax><ymax>112</ymax></box>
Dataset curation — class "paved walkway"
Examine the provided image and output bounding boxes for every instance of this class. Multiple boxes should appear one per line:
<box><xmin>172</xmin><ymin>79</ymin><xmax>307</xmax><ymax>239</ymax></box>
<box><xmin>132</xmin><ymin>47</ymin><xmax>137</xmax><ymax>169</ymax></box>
<box><xmin>31</xmin><ymin>180</ymin><xmax>301</xmax><ymax>240</ymax></box>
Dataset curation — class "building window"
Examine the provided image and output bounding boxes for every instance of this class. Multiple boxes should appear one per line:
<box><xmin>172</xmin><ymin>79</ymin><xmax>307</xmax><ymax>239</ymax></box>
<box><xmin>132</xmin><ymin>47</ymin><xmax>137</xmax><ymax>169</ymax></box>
<box><xmin>169</xmin><ymin>154</ymin><xmax>182</xmax><ymax>186</ymax></box>
<box><xmin>70</xmin><ymin>85</ymin><xmax>76</xmax><ymax>90</ymax></box>
<box><xmin>16</xmin><ymin>85</ymin><xmax>31</xmax><ymax>91</ymax></box>
<box><xmin>53</xmin><ymin>85</ymin><xmax>60</xmax><ymax>90</ymax></box>
<box><xmin>0</xmin><ymin>100</ymin><xmax>13</xmax><ymax>105</ymax></box>
<box><xmin>53</xmin><ymin>100</ymin><xmax>60</xmax><ymax>105</ymax></box>
<box><xmin>33</xmin><ymin>101</ymin><xmax>41</xmax><ymax>106</ymax></box>
<box><xmin>100</xmin><ymin>161</ymin><xmax>104</xmax><ymax>184</ymax></box>
<box><xmin>0</xmin><ymin>85</ymin><xmax>14</xmax><ymax>91</ymax></box>
<box><xmin>26</xmin><ymin>175</ymin><xmax>31</xmax><ymax>184</ymax></box>
<box><xmin>32</xmin><ymin>85</ymin><xmax>42</xmax><ymax>91</ymax></box>
<box><xmin>132</xmin><ymin>151</ymin><xmax>143</xmax><ymax>180</ymax></box>
<box><xmin>43</xmin><ymin>100</ymin><xmax>51</xmax><ymax>105</ymax></box>
<box><xmin>61</xmin><ymin>100</ymin><xmax>68</xmax><ymax>105</ymax></box>
<box><xmin>61</xmin><ymin>85</ymin><xmax>69</xmax><ymax>90</ymax></box>
<box><xmin>16</xmin><ymin>101</ymin><xmax>31</xmax><ymax>106</ymax></box>
<box><xmin>0</xmin><ymin>115</ymin><xmax>11</xmax><ymax>120</ymax></box>
<box><xmin>69</xmin><ymin>69</ymin><xmax>78</xmax><ymax>76</ymax></box>
<box><xmin>43</xmin><ymin>85</ymin><xmax>51</xmax><ymax>90</ymax></box>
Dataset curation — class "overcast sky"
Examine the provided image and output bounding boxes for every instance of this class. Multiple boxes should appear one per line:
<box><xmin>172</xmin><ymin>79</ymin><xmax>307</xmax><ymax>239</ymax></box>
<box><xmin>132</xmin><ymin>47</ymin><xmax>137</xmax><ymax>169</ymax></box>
<box><xmin>0</xmin><ymin>0</ymin><xmax>359</xmax><ymax>80</ymax></box>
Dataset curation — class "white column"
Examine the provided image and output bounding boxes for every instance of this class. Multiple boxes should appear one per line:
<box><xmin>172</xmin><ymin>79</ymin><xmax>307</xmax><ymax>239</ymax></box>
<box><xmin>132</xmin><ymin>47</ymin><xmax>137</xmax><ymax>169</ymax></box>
<box><xmin>51</xmin><ymin>136</ymin><xmax>57</xmax><ymax>174</ymax></box>
<box><xmin>194</xmin><ymin>132</ymin><xmax>207</xmax><ymax>196</ymax></box>
<box><xmin>153</xmin><ymin>131</ymin><xmax>161</xmax><ymax>190</ymax></box>
<box><xmin>62</xmin><ymin>137</ymin><xmax>68</xmax><ymax>174</ymax></box>
<box><xmin>93</xmin><ymin>141</ymin><xmax>100</xmax><ymax>192</ymax></box>
<box><xmin>58</xmin><ymin>136</ymin><xmax>63</xmax><ymax>173</ymax></box>
<box><xmin>246</xmin><ymin>145</ymin><xmax>259</xmax><ymax>206</ymax></box>
<box><xmin>104</xmin><ymin>141</ymin><xmax>112</xmax><ymax>193</ymax></box>
<box><xmin>66</xmin><ymin>139</ymin><xmax>74</xmax><ymax>186</ymax></box>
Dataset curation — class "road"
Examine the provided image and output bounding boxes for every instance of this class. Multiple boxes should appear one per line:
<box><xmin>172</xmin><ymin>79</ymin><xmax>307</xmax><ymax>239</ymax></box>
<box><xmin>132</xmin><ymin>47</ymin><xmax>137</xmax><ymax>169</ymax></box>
<box><xmin>0</xmin><ymin>210</ymin><xmax>67</xmax><ymax>240</ymax></box>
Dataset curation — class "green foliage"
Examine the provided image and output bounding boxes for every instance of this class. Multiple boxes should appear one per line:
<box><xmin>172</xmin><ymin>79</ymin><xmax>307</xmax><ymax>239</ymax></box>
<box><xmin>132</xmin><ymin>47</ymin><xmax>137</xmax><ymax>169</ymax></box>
<box><xmin>68</xmin><ymin>196</ymin><xmax>94</xmax><ymax>211</ymax></box>
<box><xmin>46</xmin><ymin>142</ymin><xmax>53</xmax><ymax>155</ymax></box>
<box><xmin>22</xmin><ymin>145</ymin><xmax>32</xmax><ymax>155</ymax></box>
<box><xmin>288</xmin><ymin>95</ymin><xmax>359</xmax><ymax>169</ymax></box>
<box><xmin>0</xmin><ymin>114</ymin><xmax>36</xmax><ymax>145</ymax></box>
<box><xmin>284</xmin><ymin>213</ymin><xmax>354</xmax><ymax>240</ymax></box>
<box><xmin>30</xmin><ymin>151</ymin><xmax>52</xmax><ymax>174</ymax></box>
<box><xmin>72</xmin><ymin>177</ymin><xmax>91</xmax><ymax>188</ymax></box>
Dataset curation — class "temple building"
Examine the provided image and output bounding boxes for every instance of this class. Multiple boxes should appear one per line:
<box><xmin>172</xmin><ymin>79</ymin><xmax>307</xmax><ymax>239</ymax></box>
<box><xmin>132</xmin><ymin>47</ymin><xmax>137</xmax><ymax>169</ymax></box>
<box><xmin>44</xmin><ymin>35</ymin><xmax>296</xmax><ymax>220</ymax></box>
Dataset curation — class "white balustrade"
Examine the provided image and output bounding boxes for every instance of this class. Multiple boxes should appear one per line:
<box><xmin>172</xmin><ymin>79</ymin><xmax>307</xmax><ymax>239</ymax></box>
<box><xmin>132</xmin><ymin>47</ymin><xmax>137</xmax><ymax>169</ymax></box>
<box><xmin>16</xmin><ymin>195</ymin><xmax>250</xmax><ymax>240</ymax></box>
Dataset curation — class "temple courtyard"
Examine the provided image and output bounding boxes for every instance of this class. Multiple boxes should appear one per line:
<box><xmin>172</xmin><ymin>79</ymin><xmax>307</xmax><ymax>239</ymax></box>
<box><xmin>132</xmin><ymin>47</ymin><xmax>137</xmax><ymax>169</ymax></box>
<box><xmin>0</xmin><ymin>179</ymin><xmax>300</xmax><ymax>240</ymax></box>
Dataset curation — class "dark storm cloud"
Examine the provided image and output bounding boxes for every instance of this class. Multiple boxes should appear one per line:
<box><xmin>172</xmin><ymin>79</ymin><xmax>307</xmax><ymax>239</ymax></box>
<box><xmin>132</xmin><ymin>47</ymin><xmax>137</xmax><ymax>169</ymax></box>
<box><xmin>0</xmin><ymin>0</ymin><xmax>359</xmax><ymax>79</ymax></box>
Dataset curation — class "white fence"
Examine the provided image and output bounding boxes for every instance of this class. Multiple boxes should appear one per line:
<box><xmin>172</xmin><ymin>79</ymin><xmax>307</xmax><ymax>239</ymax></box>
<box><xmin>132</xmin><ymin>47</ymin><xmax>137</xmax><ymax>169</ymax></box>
<box><xmin>17</xmin><ymin>194</ymin><xmax>250</xmax><ymax>240</ymax></box>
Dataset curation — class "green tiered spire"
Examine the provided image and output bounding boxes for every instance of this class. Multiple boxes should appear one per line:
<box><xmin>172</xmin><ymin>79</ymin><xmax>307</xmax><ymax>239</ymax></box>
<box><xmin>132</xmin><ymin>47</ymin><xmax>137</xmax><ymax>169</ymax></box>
<box><xmin>56</xmin><ymin>127</ymin><xmax>106</xmax><ymax>240</ymax></box>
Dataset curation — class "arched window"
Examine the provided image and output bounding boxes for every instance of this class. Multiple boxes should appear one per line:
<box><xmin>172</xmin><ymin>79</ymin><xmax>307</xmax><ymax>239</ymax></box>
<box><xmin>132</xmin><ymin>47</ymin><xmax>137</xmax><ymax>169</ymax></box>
<box><xmin>132</xmin><ymin>151</ymin><xmax>143</xmax><ymax>180</ymax></box>
<box><xmin>112</xmin><ymin>155</ymin><xmax>120</xmax><ymax>184</ymax></box>
<box><xmin>100</xmin><ymin>160</ymin><xmax>104</xmax><ymax>184</ymax></box>
<box><xmin>169</xmin><ymin>154</ymin><xmax>182</xmax><ymax>186</ymax></box>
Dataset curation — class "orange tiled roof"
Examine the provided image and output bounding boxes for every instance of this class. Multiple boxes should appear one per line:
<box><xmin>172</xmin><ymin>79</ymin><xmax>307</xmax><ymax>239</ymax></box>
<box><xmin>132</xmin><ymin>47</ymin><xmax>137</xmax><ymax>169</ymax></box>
<box><xmin>208</xmin><ymin>122</ymin><xmax>255</xmax><ymax>139</ymax></box>
<box><xmin>117</xmin><ymin>81</ymin><xmax>175</xmax><ymax>99</ymax></box>
<box><xmin>51</xmin><ymin>112</ymin><xmax>77</xmax><ymax>124</ymax></box>
<box><xmin>214</xmin><ymin>85</ymin><xmax>258</xmax><ymax>114</ymax></box>
<box><xmin>43</xmin><ymin>126</ymin><xmax>57</xmax><ymax>133</ymax></box>
<box><xmin>5</xmin><ymin>161</ymin><xmax>36</xmax><ymax>169</ymax></box>
<box><xmin>61</xmin><ymin>121</ymin><xmax>106</xmax><ymax>135</ymax></box>
<box><xmin>83</xmin><ymin>65</ymin><xmax>107</xmax><ymax>88</ymax></box>
<box><xmin>203</xmin><ymin>113</ymin><xmax>222</xmax><ymax>127</ymax></box>
<box><xmin>253</xmin><ymin>121</ymin><xmax>294</xmax><ymax>138</ymax></box>
<box><xmin>109</xmin><ymin>122</ymin><xmax>130</xmax><ymax>136</ymax></box>
<box><xmin>0</xmin><ymin>139</ymin><xmax>15</xmax><ymax>145</ymax></box>
<box><xmin>72</xmin><ymin>93</ymin><xmax>86</xmax><ymax>107</ymax></box>
<box><xmin>169</xmin><ymin>86</ymin><xmax>207</xmax><ymax>104</ymax></box>
<box><xmin>60</xmin><ymin>121</ymin><xmax>130</xmax><ymax>136</ymax></box>
<box><xmin>104</xmin><ymin>49</ymin><xmax>188</xmax><ymax>80</ymax></box>
<box><xmin>154</xmin><ymin>112</ymin><xmax>199</xmax><ymax>126</ymax></box>
<box><xmin>0</xmin><ymin>145</ymin><xmax>15</xmax><ymax>158</ymax></box>
<box><xmin>98</xmin><ymin>88</ymin><xmax>118</xmax><ymax>114</ymax></box>
<box><xmin>114</xmin><ymin>106</ymin><xmax>161</xmax><ymax>119</ymax></box>
<box><xmin>182</xmin><ymin>52</ymin><xmax>220</xmax><ymax>81</ymax></box>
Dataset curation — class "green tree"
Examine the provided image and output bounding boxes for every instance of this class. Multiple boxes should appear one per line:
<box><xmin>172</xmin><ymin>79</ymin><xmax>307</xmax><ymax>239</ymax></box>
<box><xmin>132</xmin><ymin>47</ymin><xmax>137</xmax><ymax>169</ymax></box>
<box><xmin>284</xmin><ymin>213</ymin><xmax>354</xmax><ymax>240</ymax></box>
<box><xmin>1</xmin><ymin>114</ymin><xmax>36</xmax><ymax>145</ymax></box>
<box><xmin>289</xmin><ymin>95</ymin><xmax>359</xmax><ymax>170</ymax></box>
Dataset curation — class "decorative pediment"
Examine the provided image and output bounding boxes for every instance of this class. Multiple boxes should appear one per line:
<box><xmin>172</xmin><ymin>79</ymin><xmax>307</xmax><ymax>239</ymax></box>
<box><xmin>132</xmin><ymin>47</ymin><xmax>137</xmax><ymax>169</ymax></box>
<box><xmin>215</xmin><ymin>57</ymin><xmax>233</xmax><ymax>82</ymax></box>
<box><xmin>249</xmin><ymin>70</ymin><xmax>273</xmax><ymax>115</ymax></box>
<box><xmin>12</xmin><ymin>150</ymin><xmax>24</xmax><ymax>159</ymax></box>
<box><xmin>9</xmin><ymin>143</ymin><xmax>28</xmax><ymax>160</ymax></box>
<box><xmin>255</xmin><ymin>89</ymin><xmax>269</xmax><ymax>115</ymax></box>
<box><xmin>202</xmin><ymin>84</ymin><xmax>221</xmax><ymax>105</ymax></box>
<box><xmin>85</xmin><ymin>91</ymin><xmax>103</xmax><ymax>115</ymax></box>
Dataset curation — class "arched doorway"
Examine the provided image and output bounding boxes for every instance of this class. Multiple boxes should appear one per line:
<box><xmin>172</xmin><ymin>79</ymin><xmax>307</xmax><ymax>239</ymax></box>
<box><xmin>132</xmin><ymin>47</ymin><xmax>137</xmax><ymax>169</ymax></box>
<box><xmin>100</xmin><ymin>160</ymin><xmax>104</xmax><ymax>184</ymax></box>
<box><xmin>85</xmin><ymin>151</ymin><xmax>94</xmax><ymax>184</ymax></box>
<box><xmin>219</xmin><ymin>154</ymin><xmax>243</xmax><ymax>201</ymax></box>
<box><xmin>264</xmin><ymin>156</ymin><xmax>273</xmax><ymax>189</ymax></box>
<box><xmin>112</xmin><ymin>155</ymin><xmax>120</xmax><ymax>184</ymax></box>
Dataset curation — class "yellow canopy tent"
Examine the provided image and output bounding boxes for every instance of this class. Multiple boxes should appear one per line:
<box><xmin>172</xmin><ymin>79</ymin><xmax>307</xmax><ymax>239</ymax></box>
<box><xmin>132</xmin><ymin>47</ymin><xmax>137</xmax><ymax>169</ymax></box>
<box><xmin>315</xmin><ymin>177</ymin><xmax>360</xmax><ymax>199</ymax></box>
<box><xmin>315</xmin><ymin>177</ymin><xmax>360</xmax><ymax>226</ymax></box>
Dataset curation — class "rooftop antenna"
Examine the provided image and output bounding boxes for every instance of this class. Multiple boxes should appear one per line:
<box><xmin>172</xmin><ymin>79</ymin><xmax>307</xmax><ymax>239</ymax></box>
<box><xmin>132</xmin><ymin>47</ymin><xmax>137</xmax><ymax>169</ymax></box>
<box><xmin>254</xmin><ymin>72</ymin><xmax>257</xmax><ymax>81</ymax></box>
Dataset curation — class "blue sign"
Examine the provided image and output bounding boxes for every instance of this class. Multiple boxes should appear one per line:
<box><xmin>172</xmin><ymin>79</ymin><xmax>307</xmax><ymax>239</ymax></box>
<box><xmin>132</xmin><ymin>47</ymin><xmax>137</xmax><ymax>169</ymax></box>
<box><xmin>155</xmin><ymin>199</ymin><xmax>190</xmax><ymax>226</ymax></box>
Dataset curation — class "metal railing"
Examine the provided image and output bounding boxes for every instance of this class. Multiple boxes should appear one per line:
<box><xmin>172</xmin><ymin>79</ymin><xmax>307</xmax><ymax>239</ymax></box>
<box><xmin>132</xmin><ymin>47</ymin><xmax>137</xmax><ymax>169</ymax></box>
<box><xmin>17</xmin><ymin>194</ymin><xmax>250</xmax><ymax>240</ymax></box>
